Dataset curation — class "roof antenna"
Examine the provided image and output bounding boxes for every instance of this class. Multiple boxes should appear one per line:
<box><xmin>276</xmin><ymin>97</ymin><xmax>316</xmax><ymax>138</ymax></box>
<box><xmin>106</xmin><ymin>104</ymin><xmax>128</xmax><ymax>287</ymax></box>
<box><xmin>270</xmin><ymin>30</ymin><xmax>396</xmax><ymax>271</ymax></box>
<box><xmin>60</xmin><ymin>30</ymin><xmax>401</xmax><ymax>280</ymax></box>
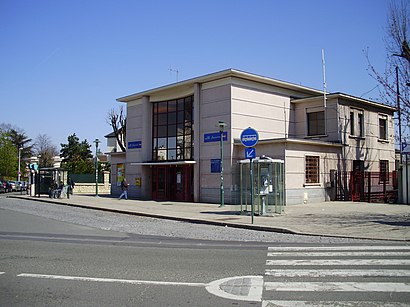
<box><xmin>169</xmin><ymin>65</ymin><xmax>179</xmax><ymax>82</ymax></box>
<box><xmin>322</xmin><ymin>49</ymin><xmax>327</xmax><ymax>108</ymax></box>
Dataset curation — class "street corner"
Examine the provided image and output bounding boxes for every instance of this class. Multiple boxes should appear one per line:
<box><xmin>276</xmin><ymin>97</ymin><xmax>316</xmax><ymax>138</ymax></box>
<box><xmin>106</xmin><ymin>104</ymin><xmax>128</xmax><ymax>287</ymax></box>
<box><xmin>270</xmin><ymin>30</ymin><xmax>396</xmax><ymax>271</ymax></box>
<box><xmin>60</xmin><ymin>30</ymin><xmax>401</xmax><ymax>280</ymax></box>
<box><xmin>205</xmin><ymin>275</ymin><xmax>263</xmax><ymax>302</ymax></box>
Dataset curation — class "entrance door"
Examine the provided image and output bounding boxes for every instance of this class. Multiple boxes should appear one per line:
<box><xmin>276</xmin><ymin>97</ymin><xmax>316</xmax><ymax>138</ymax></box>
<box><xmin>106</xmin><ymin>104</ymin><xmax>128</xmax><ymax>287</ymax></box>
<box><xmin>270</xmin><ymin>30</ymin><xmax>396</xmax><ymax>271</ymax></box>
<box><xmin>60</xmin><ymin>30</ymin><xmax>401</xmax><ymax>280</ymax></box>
<box><xmin>351</xmin><ymin>160</ymin><xmax>365</xmax><ymax>201</ymax></box>
<box><xmin>152</xmin><ymin>165</ymin><xmax>193</xmax><ymax>202</ymax></box>
<box><xmin>152</xmin><ymin>167</ymin><xmax>167</xmax><ymax>200</ymax></box>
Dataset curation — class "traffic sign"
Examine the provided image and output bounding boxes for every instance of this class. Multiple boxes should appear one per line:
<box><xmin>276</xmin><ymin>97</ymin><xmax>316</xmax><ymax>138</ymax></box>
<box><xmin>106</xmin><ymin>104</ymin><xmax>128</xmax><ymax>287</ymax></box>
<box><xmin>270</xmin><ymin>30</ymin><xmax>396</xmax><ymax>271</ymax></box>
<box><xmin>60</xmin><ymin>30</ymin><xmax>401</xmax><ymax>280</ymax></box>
<box><xmin>245</xmin><ymin>147</ymin><xmax>256</xmax><ymax>159</ymax></box>
<box><xmin>240</xmin><ymin>127</ymin><xmax>259</xmax><ymax>147</ymax></box>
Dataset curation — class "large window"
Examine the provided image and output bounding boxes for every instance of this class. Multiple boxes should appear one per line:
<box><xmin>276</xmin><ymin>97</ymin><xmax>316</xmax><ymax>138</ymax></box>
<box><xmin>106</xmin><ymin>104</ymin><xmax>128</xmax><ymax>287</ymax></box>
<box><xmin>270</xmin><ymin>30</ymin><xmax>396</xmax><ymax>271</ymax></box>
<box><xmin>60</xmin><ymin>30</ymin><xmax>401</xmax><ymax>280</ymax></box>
<box><xmin>307</xmin><ymin>111</ymin><xmax>325</xmax><ymax>136</ymax></box>
<box><xmin>305</xmin><ymin>156</ymin><xmax>320</xmax><ymax>184</ymax></box>
<box><xmin>152</xmin><ymin>96</ymin><xmax>193</xmax><ymax>161</ymax></box>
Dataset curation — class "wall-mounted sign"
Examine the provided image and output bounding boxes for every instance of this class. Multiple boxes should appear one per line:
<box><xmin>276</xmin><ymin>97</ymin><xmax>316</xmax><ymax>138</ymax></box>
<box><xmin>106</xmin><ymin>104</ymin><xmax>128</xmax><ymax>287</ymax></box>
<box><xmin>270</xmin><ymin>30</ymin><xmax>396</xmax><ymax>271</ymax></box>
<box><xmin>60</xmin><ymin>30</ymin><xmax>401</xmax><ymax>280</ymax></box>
<box><xmin>211</xmin><ymin>159</ymin><xmax>221</xmax><ymax>173</ymax></box>
<box><xmin>128</xmin><ymin>141</ymin><xmax>142</xmax><ymax>149</ymax></box>
<box><xmin>204</xmin><ymin>132</ymin><xmax>228</xmax><ymax>143</ymax></box>
<box><xmin>135</xmin><ymin>177</ymin><xmax>142</xmax><ymax>187</ymax></box>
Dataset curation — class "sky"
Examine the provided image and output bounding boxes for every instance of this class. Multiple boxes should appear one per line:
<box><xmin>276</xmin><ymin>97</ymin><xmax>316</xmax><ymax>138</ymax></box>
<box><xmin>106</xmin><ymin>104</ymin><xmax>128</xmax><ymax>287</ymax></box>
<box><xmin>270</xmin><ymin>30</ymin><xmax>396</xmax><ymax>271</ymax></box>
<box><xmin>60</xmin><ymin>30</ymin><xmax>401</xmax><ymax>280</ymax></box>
<box><xmin>0</xmin><ymin>0</ymin><xmax>394</xmax><ymax>152</ymax></box>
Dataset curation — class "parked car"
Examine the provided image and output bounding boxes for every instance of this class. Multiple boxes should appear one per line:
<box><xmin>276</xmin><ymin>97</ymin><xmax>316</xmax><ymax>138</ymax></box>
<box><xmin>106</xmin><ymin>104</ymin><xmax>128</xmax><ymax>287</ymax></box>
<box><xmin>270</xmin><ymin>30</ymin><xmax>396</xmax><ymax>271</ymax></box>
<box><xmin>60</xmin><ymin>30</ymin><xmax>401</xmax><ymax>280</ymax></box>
<box><xmin>1</xmin><ymin>180</ymin><xmax>11</xmax><ymax>192</ymax></box>
<box><xmin>9</xmin><ymin>181</ymin><xmax>21</xmax><ymax>192</ymax></box>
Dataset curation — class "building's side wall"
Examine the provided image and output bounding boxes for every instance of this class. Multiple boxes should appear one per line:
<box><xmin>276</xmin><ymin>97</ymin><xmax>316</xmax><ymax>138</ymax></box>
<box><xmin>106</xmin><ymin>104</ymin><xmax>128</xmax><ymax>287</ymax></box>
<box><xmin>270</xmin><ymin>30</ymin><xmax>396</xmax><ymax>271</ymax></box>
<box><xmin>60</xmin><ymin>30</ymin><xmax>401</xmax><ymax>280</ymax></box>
<box><xmin>293</xmin><ymin>98</ymin><xmax>339</xmax><ymax>142</ymax></box>
<box><xmin>198</xmin><ymin>78</ymin><xmax>232</xmax><ymax>203</ymax></box>
<box><xmin>338</xmin><ymin>99</ymin><xmax>396</xmax><ymax>173</ymax></box>
<box><xmin>284</xmin><ymin>143</ymin><xmax>341</xmax><ymax>205</ymax></box>
<box><xmin>123</xmin><ymin>97</ymin><xmax>151</xmax><ymax>199</ymax></box>
<box><xmin>198</xmin><ymin>77</ymin><xmax>312</xmax><ymax>204</ymax></box>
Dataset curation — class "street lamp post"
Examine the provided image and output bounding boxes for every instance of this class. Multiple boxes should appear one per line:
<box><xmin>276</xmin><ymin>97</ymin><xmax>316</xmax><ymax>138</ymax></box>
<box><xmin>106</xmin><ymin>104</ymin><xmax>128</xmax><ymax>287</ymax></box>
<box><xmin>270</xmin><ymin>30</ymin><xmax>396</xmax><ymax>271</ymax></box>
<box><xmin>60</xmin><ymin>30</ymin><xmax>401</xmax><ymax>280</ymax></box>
<box><xmin>218</xmin><ymin>121</ymin><xmax>227</xmax><ymax>207</ymax></box>
<box><xmin>94</xmin><ymin>138</ymin><xmax>101</xmax><ymax>197</ymax></box>
<box><xmin>18</xmin><ymin>146</ymin><xmax>23</xmax><ymax>182</ymax></box>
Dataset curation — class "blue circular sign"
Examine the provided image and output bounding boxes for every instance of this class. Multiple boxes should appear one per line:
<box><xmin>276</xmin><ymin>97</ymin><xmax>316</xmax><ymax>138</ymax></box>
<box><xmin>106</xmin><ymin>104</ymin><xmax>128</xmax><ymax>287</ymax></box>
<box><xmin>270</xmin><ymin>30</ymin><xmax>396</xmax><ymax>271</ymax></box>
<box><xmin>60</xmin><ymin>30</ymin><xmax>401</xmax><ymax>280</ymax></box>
<box><xmin>240</xmin><ymin>127</ymin><xmax>259</xmax><ymax>147</ymax></box>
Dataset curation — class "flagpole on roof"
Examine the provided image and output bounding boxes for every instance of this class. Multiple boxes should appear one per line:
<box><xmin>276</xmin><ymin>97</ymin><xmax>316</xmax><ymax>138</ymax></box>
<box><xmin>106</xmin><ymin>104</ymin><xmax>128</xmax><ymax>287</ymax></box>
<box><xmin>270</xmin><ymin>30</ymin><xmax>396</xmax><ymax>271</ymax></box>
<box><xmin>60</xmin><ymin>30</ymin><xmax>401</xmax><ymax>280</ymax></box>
<box><xmin>322</xmin><ymin>49</ymin><xmax>327</xmax><ymax>108</ymax></box>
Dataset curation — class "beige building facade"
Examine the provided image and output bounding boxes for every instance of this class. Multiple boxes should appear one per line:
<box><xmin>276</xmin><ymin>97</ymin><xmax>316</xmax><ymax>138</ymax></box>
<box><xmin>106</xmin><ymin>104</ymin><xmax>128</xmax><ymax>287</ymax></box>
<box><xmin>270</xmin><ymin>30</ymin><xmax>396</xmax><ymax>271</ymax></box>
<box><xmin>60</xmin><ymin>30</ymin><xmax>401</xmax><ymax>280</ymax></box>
<box><xmin>112</xmin><ymin>69</ymin><xmax>396</xmax><ymax>205</ymax></box>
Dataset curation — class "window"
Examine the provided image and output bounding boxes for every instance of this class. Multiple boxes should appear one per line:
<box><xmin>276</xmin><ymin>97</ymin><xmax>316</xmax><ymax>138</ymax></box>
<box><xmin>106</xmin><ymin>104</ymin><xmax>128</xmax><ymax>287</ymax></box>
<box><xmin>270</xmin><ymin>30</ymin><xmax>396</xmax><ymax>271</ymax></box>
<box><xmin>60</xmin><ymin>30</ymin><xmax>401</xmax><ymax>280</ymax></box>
<box><xmin>379</xmin><ymin>160</ymin><xmax>389</xmax><ymax>183</ymax></box>
<box><xmin>152</xmin><ymin>96</ymin><xmax>193</xmax><ymax>161</ymax></box>
<box><xmin>350</xmin><ymin>109</ymin><xmax>364</xmax><ymax>138</ymax></box>
<box><xmin>358</xmin><ymin>113</ymin><xmax>364</xmax><ymax>137</ymax></box>
<box><xmin>307</xmin><ymin>111</ymin><xmax>325</xmax><ymax>136</ymax></box>
<box><xmin>350</xmin><ymin>112</ymin><xmax>355</xmax><ymax>135</ymax></box>
<box><xmin>305</xmin><ymin>156</ymin><xmax>320</xmax><ymax>184</ymax></box>
<box><xmin>379</xmin><ymin>115</ymin><xmax>388</xmax><ymax>140</ymax></box>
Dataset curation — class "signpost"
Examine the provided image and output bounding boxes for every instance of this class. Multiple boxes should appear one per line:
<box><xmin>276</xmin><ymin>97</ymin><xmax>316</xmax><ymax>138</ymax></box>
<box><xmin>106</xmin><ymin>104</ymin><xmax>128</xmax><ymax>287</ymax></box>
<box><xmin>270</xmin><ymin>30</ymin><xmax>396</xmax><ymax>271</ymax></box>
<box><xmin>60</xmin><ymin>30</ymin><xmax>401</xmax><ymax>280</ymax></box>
<box><xmin>240</xmin><ymin>127</ymin><xmax>259</xmax><ymax>224</ymax></box>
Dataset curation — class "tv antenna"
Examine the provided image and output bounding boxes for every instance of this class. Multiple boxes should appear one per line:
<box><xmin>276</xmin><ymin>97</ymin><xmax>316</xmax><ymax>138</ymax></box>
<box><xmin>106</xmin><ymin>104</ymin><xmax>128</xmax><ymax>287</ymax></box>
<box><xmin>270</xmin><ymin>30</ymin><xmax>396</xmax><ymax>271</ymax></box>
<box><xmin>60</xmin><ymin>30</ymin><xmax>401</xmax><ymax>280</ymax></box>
<box><xmin>169</xmin><ymin>66</ymin><xmax>179</xmax><ymax>82</ymax></box>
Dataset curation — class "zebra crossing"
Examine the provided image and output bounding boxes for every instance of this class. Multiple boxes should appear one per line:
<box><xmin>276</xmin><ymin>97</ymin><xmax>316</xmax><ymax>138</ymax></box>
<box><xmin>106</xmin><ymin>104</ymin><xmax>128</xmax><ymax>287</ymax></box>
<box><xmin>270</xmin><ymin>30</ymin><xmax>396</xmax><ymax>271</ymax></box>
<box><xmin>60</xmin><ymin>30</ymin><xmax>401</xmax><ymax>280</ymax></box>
<box><xmin>262</xmin><ymin>245</ymin><xmax>410</xmax><ymax>306</ymax></box>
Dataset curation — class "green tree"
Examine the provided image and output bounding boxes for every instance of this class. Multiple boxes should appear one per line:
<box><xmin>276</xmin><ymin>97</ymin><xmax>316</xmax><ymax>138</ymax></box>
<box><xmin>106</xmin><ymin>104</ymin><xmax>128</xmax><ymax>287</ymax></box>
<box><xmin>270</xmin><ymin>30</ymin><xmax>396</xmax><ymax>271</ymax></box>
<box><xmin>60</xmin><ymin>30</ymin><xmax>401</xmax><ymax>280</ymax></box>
<box><xmin>60</xmin><ymin>134</ymin><xmax>94</xmax><ymax>173</ymax></box>
<box><xmin>8</xmin><ymin>128</ymin><xmax>34</xmax><ymax>173</ymax></box>
<box><xmin>0</xmin><ymin>130</ymin><xmax>18</xmax><ymax>179</ymax></box>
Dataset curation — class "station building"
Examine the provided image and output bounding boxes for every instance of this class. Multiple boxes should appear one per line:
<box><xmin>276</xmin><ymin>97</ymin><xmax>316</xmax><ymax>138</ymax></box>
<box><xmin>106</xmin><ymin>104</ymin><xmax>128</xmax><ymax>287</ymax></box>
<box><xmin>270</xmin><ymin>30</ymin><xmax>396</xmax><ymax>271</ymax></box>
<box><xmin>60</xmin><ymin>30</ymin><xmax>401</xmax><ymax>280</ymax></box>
<box><xmin>109</xmin><ymin>69</ymin><xmax>396</xmax><ymax>205</ymax></box>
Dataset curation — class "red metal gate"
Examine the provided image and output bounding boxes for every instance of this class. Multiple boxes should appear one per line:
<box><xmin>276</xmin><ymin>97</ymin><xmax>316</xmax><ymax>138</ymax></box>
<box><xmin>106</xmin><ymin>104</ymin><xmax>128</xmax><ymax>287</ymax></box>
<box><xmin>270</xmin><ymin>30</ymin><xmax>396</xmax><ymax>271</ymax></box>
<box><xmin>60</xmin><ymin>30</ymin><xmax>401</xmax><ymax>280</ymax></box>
<box><xmin>336</xmin><ymin>171</ymin><xmax>398</xmax><ymax>203</ymax></box>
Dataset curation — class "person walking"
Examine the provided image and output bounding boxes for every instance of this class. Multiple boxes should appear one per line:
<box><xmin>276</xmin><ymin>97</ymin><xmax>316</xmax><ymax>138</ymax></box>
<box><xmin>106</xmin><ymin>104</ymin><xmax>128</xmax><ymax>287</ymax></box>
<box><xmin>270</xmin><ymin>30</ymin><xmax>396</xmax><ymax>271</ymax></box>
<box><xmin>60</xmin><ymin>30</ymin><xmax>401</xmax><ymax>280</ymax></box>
<box><xmin>118</xmin><ymin>178</ymin><xmax>129</xmax><ymax>200</ymax></box>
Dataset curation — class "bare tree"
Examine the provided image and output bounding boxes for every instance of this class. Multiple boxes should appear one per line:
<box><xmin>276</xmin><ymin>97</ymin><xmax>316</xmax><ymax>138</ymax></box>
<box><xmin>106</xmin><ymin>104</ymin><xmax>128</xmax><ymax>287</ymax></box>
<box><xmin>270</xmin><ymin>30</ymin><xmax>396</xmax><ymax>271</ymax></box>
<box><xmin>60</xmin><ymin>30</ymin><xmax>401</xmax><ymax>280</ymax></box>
<box><xmin>34</xmin><ymin>134</ymin><xmax>58</xmax><ymax>167</ymax></box>
<box><xmin>107</xmin><ymin>105</ymin><xmax>126</xmax><ymax>152</ymax></box>
<box><xmin>366</xmin><ymin>1</ymin><xmax>410</xmax><ymax>141</ymax></box>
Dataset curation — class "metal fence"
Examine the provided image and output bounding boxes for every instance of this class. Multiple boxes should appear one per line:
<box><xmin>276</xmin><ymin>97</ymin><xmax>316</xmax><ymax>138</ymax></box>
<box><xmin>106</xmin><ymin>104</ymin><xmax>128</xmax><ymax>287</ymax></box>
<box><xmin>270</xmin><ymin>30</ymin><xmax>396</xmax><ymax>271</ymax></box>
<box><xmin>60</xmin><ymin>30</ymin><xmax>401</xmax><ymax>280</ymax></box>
<box><xmin>336</xmin><ymin>171</ymin><xmax>398</xmax><ymax>203</ymax></box>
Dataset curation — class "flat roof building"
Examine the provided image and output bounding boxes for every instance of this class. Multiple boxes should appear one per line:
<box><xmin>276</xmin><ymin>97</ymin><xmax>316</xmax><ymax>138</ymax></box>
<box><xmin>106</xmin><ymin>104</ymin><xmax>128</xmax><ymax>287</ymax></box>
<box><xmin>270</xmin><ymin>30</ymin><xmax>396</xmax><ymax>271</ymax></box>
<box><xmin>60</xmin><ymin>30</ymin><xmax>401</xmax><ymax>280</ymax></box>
<box><xmin>111</xmin><ymin>69</ymin><xmax>396</xmax><ymax>206</ymax></box>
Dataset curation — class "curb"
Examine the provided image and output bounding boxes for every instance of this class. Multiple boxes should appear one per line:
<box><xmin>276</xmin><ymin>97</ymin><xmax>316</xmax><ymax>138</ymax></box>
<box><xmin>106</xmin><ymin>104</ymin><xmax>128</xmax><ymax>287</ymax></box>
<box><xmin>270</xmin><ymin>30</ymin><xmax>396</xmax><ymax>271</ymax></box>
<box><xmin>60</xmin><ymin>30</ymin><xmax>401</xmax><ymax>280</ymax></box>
<box><xmin>8</xmin><ymin>195</ymin><xmax>409</xmax><ymax>242</ymax></box>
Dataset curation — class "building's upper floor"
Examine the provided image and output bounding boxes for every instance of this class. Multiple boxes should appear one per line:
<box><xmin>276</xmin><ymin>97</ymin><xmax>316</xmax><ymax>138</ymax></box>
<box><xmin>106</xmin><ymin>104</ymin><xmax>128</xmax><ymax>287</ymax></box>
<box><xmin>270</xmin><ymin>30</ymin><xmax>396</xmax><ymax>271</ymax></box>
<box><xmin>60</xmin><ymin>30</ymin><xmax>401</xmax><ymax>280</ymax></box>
<box><xmin>116</xmin><ymin>69</ymin><xmax>396</xmax><ymax>158</ymax></box>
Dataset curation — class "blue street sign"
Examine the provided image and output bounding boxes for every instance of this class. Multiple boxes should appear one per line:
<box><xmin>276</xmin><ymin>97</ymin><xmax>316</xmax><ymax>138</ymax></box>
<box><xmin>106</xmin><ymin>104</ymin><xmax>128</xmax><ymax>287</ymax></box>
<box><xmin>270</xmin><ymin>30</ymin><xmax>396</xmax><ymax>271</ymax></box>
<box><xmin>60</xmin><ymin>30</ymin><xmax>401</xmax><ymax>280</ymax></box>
<box><xmin>211</xmin><ymin>159</ymin><xmax>221</xmax><ymax>173</ymax></box>
<box><xmin>240</xmin><ymin>127</ymin><xmax>259</xmax><ymax>147</ymax></box>
<box><xmin>245</xmin><ymin>147</ymin><xmax>256</xmax><ymax>159</ymax></box>
<box><xmin>128</xmin><ymin>141</ymin><xmax>142</xmax><ymax>149</ymax></box>
<box><xmin>204</xmin><ymin>131</ymin><xmax>228</xmax><ymax>143</ymax></box>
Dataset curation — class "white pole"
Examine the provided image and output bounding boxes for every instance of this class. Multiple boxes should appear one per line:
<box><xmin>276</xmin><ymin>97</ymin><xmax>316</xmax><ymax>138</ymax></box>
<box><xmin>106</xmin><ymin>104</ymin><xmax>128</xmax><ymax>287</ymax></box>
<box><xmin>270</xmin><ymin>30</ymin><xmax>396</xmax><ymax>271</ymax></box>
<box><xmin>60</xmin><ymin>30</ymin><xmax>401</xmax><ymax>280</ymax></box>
<box><xmin>18</xmin><ymin>147</ymin><xmax>22</xmax><ymax>181</ymax></box>
<box><xmin>322</xmin><ymin>49</ymin><xmax>327</xmax><ymax>108</ymax></box>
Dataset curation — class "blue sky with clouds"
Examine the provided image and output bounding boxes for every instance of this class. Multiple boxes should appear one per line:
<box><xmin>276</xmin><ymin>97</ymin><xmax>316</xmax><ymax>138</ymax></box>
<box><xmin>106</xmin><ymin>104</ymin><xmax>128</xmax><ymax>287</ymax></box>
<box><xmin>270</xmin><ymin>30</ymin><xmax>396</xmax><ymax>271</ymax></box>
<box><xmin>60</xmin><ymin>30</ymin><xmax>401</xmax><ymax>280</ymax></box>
<box><xmin>0</xmin><ymin>0</ymin><xmax>393</xmax><ymax>151</ymax></box>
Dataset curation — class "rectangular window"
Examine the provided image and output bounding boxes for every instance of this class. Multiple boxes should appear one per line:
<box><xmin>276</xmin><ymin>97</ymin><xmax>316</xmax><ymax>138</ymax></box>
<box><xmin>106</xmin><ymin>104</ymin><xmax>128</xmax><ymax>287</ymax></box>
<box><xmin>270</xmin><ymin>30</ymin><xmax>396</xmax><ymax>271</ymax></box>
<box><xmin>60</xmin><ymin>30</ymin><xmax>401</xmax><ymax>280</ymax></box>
<box><xmin>350</xmin><ymin>109</ymin><xmax>364</xmax><ymax>138</ymax></box>
<box><xmin>307</xmin><ymin>111</ymin><xmax>325</xmax><ymax>136</ymax></box>
<box><xmin>358</xmin><ymin>113</ymin><xmax>364</xmax><ymax>137</ymax></box>
<box><xmin>379</xmin><ymin>160</ymin><xmax>389</xmax><ymax>183</ymax></box>
<box><xmin>305</xmin><ymin>156</ymin><xmax>320</xmax><ymax>184</ymax></box>
<box><xmin>152</xmin><ymin>95</ymin><xmax>194</xmax><ymax>161</ymax></box>
<box><xmin>350</xmin><ymin>112</ymin><xmax>355</xmax><ymax>135</ymax></box>
<box><xmin>379</xmin><ymin>115</ymin><xmax>387</xmax><ymax>140</ymax></box>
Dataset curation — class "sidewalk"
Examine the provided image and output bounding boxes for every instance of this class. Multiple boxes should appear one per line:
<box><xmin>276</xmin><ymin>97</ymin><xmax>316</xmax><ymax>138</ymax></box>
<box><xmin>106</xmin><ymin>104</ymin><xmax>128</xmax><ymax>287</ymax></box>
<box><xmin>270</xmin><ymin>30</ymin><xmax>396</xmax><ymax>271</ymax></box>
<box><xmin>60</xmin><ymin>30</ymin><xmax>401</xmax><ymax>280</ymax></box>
<box><xmin>9</xmin><ymin>194</ymin><xmax>410</xmax><ymax>241</ymax></box>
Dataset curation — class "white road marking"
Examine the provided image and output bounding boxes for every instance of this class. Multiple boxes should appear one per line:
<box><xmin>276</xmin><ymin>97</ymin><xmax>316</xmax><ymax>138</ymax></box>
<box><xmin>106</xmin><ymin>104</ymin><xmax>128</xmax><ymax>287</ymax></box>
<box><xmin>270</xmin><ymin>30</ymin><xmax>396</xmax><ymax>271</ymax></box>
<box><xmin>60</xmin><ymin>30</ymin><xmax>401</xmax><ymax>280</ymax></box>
<box><xmin>262</xmin><ymin>300</ymin><xmax>410</xmax><ymax>306</ymax></box>
<box><xmin>266</xmin><ymin>259</ymin><xmax>410</xmax><ymax>266</ymax></box>
<box><xmin>18</xmin><ymin>273</ymin><xmax>264</xmax><ymax>302</ymax></box>
<box><xmin>0</xmin><ymin>272</ymin><xmax>5</xmax><ymax>275</ymax></box>
<box><xmin>268</xmin><ymin>251</ymin><xmax>410</xmax><ymax>257</ymax></box>
<box><xmin>264</xmin><ymin>282</ymin><xmax>410</xmax><ymax>292</ymax></box>
<box><xmin>17</xmin><ymin>273</ymin><xmax>206</xmax><ymax>287</ymax></box>
<box><xmin>205</xmin><ymin>275</ymin><xmax>263</xmax><ymax>302</ymax></box>
<box><xmin>265</xmin><ymin>269</ymin><xmax>410</xmax><ymax>278</ymax></box>
<box><xmin>267</xmin><ymin>246</ymin><xmax>410</xmax><ymax>251</ymax></box>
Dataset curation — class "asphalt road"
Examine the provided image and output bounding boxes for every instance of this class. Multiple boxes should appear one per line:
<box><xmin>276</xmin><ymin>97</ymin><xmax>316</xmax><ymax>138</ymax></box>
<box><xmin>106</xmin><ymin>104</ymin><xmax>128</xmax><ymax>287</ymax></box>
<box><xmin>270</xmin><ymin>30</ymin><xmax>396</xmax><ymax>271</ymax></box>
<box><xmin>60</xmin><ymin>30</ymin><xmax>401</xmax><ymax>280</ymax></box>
<box><xmin>0</xmin><ymin>202</ymin><xmax>268</xmax><ymax>306</ymax></box>
<box><xmin>0</xmin><ymin>197</ymin><xmax>409</xmax><ymax>306</ymax></box>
